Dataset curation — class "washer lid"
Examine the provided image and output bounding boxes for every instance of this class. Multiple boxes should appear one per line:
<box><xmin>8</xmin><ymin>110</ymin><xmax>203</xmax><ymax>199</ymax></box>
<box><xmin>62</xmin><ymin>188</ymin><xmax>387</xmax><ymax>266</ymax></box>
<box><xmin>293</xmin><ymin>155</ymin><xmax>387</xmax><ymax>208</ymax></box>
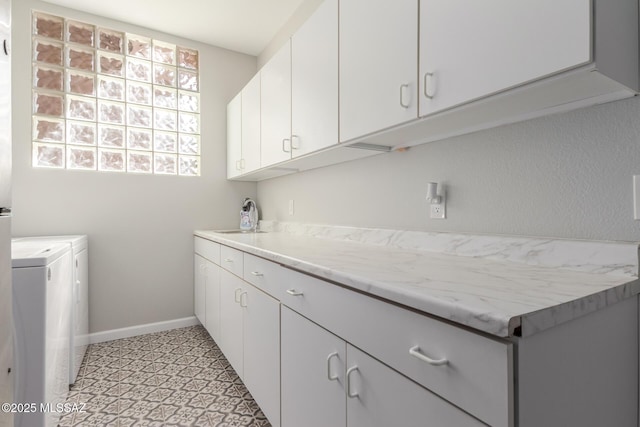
<box><xmin>11</xmin><ymin>240</ymin><xmax>70</xmax><ymax>268</ymax></box>
<box><xmin>12</xmin><ymin>235</ymin><xmax>87</xmax><ymax>251</ymax></box>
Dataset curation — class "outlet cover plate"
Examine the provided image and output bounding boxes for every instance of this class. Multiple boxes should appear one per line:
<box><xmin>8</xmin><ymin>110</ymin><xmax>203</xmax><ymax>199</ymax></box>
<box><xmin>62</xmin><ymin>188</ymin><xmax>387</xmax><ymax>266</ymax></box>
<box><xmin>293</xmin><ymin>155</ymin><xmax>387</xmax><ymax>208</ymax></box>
<box><xmin>430</xmin><ymin>204</ymin><xmax>445</xmax><ymax>219</ymax></box>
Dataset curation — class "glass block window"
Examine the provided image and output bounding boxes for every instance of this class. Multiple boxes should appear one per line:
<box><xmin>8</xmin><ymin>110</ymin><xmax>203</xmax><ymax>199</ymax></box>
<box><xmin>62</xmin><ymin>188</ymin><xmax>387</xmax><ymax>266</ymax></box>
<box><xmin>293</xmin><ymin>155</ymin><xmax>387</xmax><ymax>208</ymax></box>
<box><xmin>31</xmin><ymin>11</ymin><xmax>201</xmax><ymax>175</ymax></box>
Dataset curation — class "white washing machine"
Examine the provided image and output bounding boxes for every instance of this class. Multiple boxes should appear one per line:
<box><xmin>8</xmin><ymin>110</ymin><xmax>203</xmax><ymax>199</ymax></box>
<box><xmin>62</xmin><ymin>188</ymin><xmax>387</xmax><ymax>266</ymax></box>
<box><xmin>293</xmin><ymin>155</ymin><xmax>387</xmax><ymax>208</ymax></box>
<box><xmin>12</xmin><ymin>240</ymin><xmax>72</xmax><ymax>427</ymax></box>
<box><xmin>14</xmin><ymin>236</ymin><xmax>88</xmax><ymax>384</ymax></box>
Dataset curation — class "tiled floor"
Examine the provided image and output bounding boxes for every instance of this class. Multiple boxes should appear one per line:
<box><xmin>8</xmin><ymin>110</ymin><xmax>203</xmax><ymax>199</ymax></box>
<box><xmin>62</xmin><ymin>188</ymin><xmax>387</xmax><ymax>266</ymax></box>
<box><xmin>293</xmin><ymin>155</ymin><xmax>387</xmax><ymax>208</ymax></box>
<box><xmin>59</xmin><ymin>325</ymin><xmax>271</xmax><ymax>427</ymax></box>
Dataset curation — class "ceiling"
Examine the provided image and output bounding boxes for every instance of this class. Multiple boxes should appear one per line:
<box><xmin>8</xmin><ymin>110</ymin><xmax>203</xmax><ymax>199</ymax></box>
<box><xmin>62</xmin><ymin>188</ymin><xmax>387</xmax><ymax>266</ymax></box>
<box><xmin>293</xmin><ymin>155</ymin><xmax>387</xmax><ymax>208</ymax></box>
<box><xmin>41</xmin><ymin>0</ymin><xmax>306</xmax><ymax>56</ymax></box>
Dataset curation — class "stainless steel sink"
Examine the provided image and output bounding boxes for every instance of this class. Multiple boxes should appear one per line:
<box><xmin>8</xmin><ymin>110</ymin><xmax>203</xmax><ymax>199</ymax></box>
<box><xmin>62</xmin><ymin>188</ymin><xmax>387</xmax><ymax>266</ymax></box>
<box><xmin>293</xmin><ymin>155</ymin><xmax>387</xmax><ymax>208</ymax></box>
<box><xmin>213</xmin><ymin>230</ymin><xmax>268</xmax><ymax>234</ymax></box>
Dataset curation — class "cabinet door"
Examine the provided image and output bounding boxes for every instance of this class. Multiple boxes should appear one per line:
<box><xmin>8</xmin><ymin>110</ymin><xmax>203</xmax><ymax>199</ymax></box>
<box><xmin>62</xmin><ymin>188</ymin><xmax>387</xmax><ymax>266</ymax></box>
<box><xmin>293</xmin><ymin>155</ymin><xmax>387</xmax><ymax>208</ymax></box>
<box><xmin>339</xmin><ymin>0</ymin><xmax>418</xmax><ymax>142</ymax></box>
<box><xmin>241</xmin><ymin>74</ymin><xmax>261</xmax><ymax>172</ymax></box>
<box><xmin>242</xmin><ymin>284</ymin><xmax>281</xmax><ymax>427</ymax></box>
<box><xmin>204</xmin><ymin>260</ymin><xmax>221</xmax><ymax>344</ymax></box>
<box><xmin>346</xmin><ymin>344</ymin><xmax>486</xmax><ymax>427</ymax></box>
<box><xmin>0</xmin><ymin>218</ymin><xmax>12</xmax><ymax>427</ymax></box>
<box><xmin>291</xmin><ymin>0</ymin><xmax>338</xmax><ymax>157</ymax></box>
<box><xmin>194</xmin><ymin>254</ymin><xmax>206</xmax><ymax>325</ymax></box>
<box><xmin>219</xmin><ymin>269</ymin><xmax>244</xmax><ymax>378</ymax></box>
<box><xmin>281</xmin><ymin>307</ymin><xmax>346</xmax><ymax>427</ymax></box>
<box><xmin>261</xmin><ymin>40</ymin><xmax>292</xmax><ymax>167</ymax></box>
<box><xmin>0</xmin><ymin>0</ymin><xmax>9</xmax><ymax>208</ymax></box>
<box><xmin>419</xmin><ymin>0</ymin><xmax>591</xmax><ymax>116</ymax></box>
<box><xmin>226</xmin><ymin>92</ymin><xmax>242</xmax><ymax>179</ymax></box>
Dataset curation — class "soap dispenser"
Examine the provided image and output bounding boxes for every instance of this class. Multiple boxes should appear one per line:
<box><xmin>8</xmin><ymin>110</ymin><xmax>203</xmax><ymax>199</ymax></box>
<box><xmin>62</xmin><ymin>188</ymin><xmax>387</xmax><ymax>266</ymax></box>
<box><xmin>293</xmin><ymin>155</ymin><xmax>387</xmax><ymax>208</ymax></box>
<box><xmin>240</xmin><ymin>198</ymin><xmax>257</xmax><ymax>231</ymax></box>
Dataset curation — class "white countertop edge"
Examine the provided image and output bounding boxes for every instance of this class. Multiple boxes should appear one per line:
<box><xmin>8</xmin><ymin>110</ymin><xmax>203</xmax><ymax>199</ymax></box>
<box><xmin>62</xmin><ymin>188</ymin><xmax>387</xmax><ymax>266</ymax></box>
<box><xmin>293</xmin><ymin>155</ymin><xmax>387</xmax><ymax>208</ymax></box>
<box><xmin>194</xmin><ymin>230</ymin><xmax>639</xmax><ymax>338</ymax></box>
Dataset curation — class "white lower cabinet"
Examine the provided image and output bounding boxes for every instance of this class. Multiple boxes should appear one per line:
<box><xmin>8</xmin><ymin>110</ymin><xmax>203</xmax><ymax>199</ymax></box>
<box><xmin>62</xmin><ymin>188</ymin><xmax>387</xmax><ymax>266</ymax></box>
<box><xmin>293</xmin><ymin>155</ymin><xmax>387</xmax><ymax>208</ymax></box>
<box><xmin>281</xmin><ymin>307</ymin><xmax>347</xmax><ymax>427</ymax></box>
<box><xmin>196</xmin><ymin>237</ymin><xmax>638</xmax><ymax>427</ymax></box>
<box><xmin>194</xmin><ymin>252</ymin><xmax>221</xmax><ymax>342</ymax></box>
<box><xmin>346</xmin><ymin>345</ymin><xmax>486</xmax><ymax>427</ymax></box>
<box><xmin>219</xmin><ymin>267</ymin><xmax>281</xmax><ymax>427</ymax></box>
<box><xmin>242</xmin><ymin>283</ymin><xmax>281</xmax><ymax>427</ymax></box>
<box><xmin>219</xmin><ymin>269</ymin><xmax>244</xmax><ymax>377</ymax></box>
<box><xmin>194</xmin><ymin>254</ymin><xmax>206</xmax><ymax>326</ymax></box>
<box><xmin>281</xmin><ymin>307</ymin><xmax>485</xmax><ymax>427</ymax></box>
<box><xmin>204</xmin><ymin>261</ymin><xmax>221</xmax><ymax>343</ymax></box>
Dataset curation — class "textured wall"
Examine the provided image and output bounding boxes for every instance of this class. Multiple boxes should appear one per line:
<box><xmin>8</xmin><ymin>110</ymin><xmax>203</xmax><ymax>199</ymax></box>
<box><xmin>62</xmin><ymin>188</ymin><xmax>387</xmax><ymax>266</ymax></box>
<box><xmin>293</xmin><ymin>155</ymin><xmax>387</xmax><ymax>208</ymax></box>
<box><xmin>12</xmin><ymin>0</ymin><xmax>258</xmax><ymax>333</ymax></box>
<box><xmin>258</xmin><ymin>96</ymin><xmax>640</xmax><ymax>242</ymax></box>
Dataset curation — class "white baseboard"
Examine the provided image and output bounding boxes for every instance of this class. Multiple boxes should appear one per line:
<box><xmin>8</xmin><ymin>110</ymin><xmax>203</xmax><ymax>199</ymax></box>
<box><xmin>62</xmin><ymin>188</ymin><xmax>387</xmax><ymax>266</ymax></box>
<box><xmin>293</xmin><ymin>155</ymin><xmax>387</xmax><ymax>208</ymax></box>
<box><xmin>89</xmin><ymin>316</ymin><xmax>200</xmax><ymax>344</ymax></box>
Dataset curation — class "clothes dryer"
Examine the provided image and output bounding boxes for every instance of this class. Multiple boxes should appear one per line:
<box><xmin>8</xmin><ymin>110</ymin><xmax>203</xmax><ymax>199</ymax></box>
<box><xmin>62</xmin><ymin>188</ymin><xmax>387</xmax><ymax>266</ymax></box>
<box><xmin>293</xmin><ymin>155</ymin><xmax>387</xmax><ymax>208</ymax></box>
<box><xmin>14</xmin><ymin>236</ymin><xmax>88</xmax><ymax>384</ymax></box>
<box><xmin>12</xmin><ymin>240</ymin><xmax>72</xmax><ymax>427</ymax></box>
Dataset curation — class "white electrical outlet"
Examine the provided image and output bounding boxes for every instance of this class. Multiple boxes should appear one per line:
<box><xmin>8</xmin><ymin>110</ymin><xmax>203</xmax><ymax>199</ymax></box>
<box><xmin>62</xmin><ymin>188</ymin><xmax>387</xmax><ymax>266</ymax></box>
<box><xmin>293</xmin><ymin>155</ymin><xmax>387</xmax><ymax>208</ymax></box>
<box><xmin>430</xmin><ymin>204</ymin><xmax>445</xmax><ymax>219</ymax></box>
<box><xmin>634</xmin><ymin>176</ymin><xmax>640</xmax><ymax>220</ymax></box>
<box><xmin>288</xmin><ymin>199</ymin><xmax>295</xmax><ymax>216</ymax></box>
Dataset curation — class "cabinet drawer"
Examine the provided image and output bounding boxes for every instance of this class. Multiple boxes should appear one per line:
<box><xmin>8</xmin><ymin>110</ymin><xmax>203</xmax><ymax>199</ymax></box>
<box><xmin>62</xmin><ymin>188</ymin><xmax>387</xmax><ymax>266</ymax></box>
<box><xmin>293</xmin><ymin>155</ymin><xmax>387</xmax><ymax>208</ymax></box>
<box><xmin>194</xmin><ymin>237</ymin><xmax>220</xmax><ymax>265</ymax></box>
<box><xmin>220</xmin><ymin>245</ymin><xmax>244</xmax><ymax>277</ymax></box>
<box><xmin>243</xmin><ymin>253</ymin><xmax>286</xmax><ymax>299</ymax></box>
<box><xmin>282</xmin><ymin>268</ymin><xmax>512</xmax><ymax>427</ymax></box>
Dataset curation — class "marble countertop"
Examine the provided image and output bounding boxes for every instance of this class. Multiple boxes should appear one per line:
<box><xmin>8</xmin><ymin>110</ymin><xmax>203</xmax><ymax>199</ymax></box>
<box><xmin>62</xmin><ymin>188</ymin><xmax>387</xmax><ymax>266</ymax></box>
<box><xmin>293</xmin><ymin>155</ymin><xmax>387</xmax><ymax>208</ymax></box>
<box><xmin>194</xmin><ymin>223</ymin><xmax>640</xmax><ymax>338</ymax></box>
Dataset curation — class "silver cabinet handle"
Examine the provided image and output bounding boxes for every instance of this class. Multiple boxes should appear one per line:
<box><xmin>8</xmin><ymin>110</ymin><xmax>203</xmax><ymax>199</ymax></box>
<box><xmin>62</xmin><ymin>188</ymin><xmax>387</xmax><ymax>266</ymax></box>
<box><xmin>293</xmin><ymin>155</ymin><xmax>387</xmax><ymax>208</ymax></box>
<box><xmin>400</xmin><ymin>83</ymin><xmax>410</xmax><ymax>109</ymax></box>
<box><xmin>282</xmin><ymin>138</ymin><xmax>291</xmax><ymax>153</ymax></box>
<box><xmin>286</xmin><ymin>289</ymin><xmax>304</xmax><ymax>297</ymax></box>
<box><xmin>250</xmin><ymin>271</ymin><xmax>263</xmax><ymax>277</ymax></box>
<box><xmin>424</xmin><ymin>72</ymin><xmax>435</xmax><ymax>99</ymax></box>
<box><xmin>409</xmin><ymin>345</ymin><xmax>448</xmax><ymax>366</ymax></box>
<box><xmin>346</xmin><ymin>366</ymin><xmax>359</xmax><ymax>398</ymax></box>
<box><xmin>240</xmin><ymin>291</ymin><xmax>248</xmax><ymax>308</ymax></box>
<box><xmin>234</xmin><ymin>287</ymin><xmax>242</xmax><ymax>303</ymax></box>
<box><xmin>291</xmin><ymin>135</ymin><xmax>300</xmax><ymax>150</ymax></box>
<box><xmin>327</xmin><ymin>352</ymin><xmax>339</xmax><ymax>381</ymax></box>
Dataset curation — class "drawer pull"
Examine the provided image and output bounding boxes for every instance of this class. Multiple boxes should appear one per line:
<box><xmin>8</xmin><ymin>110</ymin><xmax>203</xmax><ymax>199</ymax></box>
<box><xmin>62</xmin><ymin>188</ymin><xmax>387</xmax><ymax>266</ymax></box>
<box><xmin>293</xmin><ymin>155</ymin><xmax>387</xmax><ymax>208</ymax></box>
<box><xmin>346</xmin><ymin>366</ymin><xmax>359</xmax><ymax>398</ymax></box>
<box><xmin>327</xmin><ymin>352</ymin><xmax>339</xmax><ymax>381</ymax></box>
<box><xmin>400</xmin><ymin>83</ymin><xmax>410</xmax><ymax>109</ymax></box>
<box><xmin>224</xmin><ymin>258</ymin><xmax>234</xmax><ymax>263</ymax></box>
<box><xmin>424</xmin><ymin>72</ymin><xmax>436</xmax><ymax>99</ymax></box>
<box><xmin>240</xmin><ymin>292</ymin><xmax>248</xmax><ymax>308</ymax></box>
<box><xmin>409</xmin><ymin>345</ymin><xmax>448</xmax><ymax>366</ymax></box>
<box><xmin>250</xmin><ymin>271</ymin><xmax>264</xmax><ymax>277</ymax></box>
<box><xmin>235</xmin><ymin>288</ymin><xmax>243</xmax><ymax>303</ymax></box>
<box><xmin>286</xmin><ymin>289</ymin><xmax>304</xmax><ymax>297</ymax></box>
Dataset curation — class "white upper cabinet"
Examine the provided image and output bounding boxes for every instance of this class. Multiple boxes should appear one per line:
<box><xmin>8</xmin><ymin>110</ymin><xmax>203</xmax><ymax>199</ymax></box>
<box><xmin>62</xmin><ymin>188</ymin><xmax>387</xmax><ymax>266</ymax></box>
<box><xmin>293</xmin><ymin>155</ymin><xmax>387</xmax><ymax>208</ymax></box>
<box><xmin>339</xmin><ymin>0</ymin><xmax>418</xmax><ymax>143</ymax></box>
<box><xmin>227</xmin><ymin>75</ymin><xmax>261</xmax><ymax>179</ymax></box>
<box><xmin>419</xmin><ymin>0</ymin><xmax>591</xmax><ymax>117</ymax></box>
<box><xmin>241</xmin><ymin>74</ymin><xmax>261</xmax><ymax>172</ymax></box>
<box><xmin>291</xmin><ymin>0</ymin><xmax>339</xmax><ymax>157</ymax></box>
<box><xmin>226</xmin><ymin>93</ymin><xmax>242</xmax><ymax>179</ymax></box>
<box><xmin>261</xmin><ymin>40</ymin><xmax>292</xmax><ymax>167</ymax></box>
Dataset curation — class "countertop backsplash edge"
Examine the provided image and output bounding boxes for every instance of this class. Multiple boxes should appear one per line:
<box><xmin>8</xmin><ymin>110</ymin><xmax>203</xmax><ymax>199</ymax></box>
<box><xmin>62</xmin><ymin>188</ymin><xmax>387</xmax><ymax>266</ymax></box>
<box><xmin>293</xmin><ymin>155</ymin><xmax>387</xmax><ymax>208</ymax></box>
<box><xmin>258</xmin><ymin>220</ymin><xmax>639</xmax><ymax>278</ymax></box>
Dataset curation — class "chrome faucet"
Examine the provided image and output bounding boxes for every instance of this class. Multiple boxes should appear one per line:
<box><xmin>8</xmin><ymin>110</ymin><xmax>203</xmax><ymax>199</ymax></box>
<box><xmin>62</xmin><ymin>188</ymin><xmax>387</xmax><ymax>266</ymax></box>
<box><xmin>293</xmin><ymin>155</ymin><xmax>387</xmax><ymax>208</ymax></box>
<box><xmin>242</xmin><ymin>198</ymin><xmax>259</xmax><ymax>232</ymax></box>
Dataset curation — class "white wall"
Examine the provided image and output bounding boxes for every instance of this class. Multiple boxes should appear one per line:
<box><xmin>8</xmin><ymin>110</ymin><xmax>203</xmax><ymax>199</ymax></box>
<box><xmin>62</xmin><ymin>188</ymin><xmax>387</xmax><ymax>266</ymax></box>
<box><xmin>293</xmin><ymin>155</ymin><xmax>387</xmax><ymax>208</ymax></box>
<box><xmin>258</xmin><ymin>96</ymin><xmax>640</xmax><ymax>242</ymax></box>
<box><xmin>12</xmin><ymin>0</ymin><xmax>258</xmax><ymax>333</ymax></box>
